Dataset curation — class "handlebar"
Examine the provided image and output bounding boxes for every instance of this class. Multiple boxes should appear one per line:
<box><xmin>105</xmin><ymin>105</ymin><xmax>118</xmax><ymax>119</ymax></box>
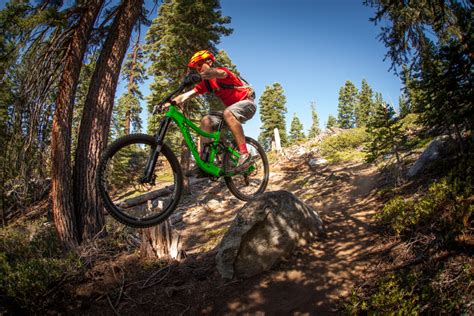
<box><xmin>152</xmin><ymin>72</ymin><xmax>202</xmax><ymax>115</ymax></box>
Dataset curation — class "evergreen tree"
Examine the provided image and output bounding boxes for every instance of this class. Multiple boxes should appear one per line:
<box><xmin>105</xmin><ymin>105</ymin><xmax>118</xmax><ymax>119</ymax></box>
<box><xmin>289</xmin><ymin>113</ymin><xmax>305</xmax><ymax>142</ymax></box>
<box><xmin>367</xmin><ymin>1</ymin><xmax>473</xmax><ymax>148</ymax></box>
<box><xmin>398</xmin><ymin>95</ymin><xmax>410</xmax><ymax>118</ymax></box>
<box><xmin>307</xmin><ymin>101</ymin><xmax>320</xmax><ymax>138</ymax></box>
<box><xmin>400</xmin><ymin>65</ymin><xmax>420</xmax><ymax>116</ymax></box>
<box><xmin>215</xmin><ymin>49</ymin><xmax>240</xmax><ymax>76</ymax></box>
<box><xmin>51</xmin><ymin>0</ymin><xmax>104</xmax><ymax>248</ymax></box>
<box><xmin>0</xmin><ymin>0</ymin><xmax>80</xmax><ymax>230</ymax></box>
<box><xmin>145</xmin><ymin>0</ymin><xmax>232</xmax><ymax>132</ymax></box>
<box><xmin>355</xmin><ymin>79</ymin><xmax>374</xmax><ymax>127</ymax></box>
<box><xmin>113</xmin><ymin>38</ymin><xmax>147</xmax><ymax>137</ymax></box>
<box><xmin>74</xmin><ymin>0</ymin><xmax>144</xmax><ymax>241</ymax></box>
<box><xmin>365</xmin><ymin>101</ymin><xmax>404</xmax><ymax>167</ymax></box>
<box><xmin>326</xmin><ymin>115</ymin><xmax>337</xmax><ymax>129</ymax></box>
<box><xmin>258</xmin><ymin>83</ymin><xmax>288</xmax><ymax>150</ymax></box>
<box><xmin>337</xmin><ymin>80</ymin><xmax>358</xmax><ymax>129</ymax></box>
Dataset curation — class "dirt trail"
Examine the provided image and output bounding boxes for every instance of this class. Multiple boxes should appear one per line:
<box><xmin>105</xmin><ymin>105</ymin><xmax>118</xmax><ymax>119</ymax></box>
<box><xmin>202</xmin><ymin>160</ymin><xmax>382</xmax><ymax>314</ymax></box>
<box><xmin>79</xmin><ymin>157</ymin><xmax>383</xmax><ymax>315</ymax></box>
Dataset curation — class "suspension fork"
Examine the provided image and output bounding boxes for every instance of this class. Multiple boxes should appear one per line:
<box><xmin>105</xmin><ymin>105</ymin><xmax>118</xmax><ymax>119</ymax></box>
<box><xmin>140</xmin><ymin>117</ymin><xmax>172</xmax><ymax>183</ymax></box>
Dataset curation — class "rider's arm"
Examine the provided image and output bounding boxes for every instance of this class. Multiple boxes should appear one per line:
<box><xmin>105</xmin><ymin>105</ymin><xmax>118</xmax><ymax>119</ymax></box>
<box><xmin>162</xmin><ymin>89</ymin><xmax>197</xmax><ymax>111</ymax></box>
<box><xmin>200</xmin><ymin>68</ymin><xmax>227</xmax><ymax>80</ymax></box>
<box><xmin>173</xmin><ymin>89</ymin><xmax>197</xmax><ymax>104</ymax></box>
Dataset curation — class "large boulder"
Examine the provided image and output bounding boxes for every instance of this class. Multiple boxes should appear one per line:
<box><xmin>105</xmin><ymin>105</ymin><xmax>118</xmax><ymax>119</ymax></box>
<box><xmin>407</xmin><ymin>136</ymin><xmax>447</xmax><ymax>177</ymax></box>
<box><xmin>216</xmin><ymin>191</ymin><xmax>324</xmax><ymax>279</ymax></box>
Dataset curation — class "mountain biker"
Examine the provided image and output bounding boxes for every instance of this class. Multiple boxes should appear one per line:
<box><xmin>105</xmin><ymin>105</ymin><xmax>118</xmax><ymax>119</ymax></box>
<box><xmin>165</xmin><ymin>50</ymin><xmax>256</xmax><ymax>177</ymax></box>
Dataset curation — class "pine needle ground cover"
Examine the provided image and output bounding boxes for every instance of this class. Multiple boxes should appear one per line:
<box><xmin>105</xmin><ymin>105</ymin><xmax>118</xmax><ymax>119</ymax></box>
<box><xmin>343</xmin><ymin>148</ymin><xmax>473</xmax><ymax>314</ymax></box>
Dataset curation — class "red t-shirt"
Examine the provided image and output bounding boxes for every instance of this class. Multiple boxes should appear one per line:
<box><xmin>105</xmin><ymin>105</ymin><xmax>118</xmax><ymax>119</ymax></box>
<box><xmin>193</xmin><ymin>67</ymin><xmax>249</xmax><ymax>106</ymax></box>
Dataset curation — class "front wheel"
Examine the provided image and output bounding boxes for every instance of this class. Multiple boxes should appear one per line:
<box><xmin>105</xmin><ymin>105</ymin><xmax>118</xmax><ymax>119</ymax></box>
<box><xmin>96</xmin><ymin>133</ymin><xmax>183</xmax><ymax>228</ymax></box>
<box><xmin>223</xmin><ymin>137</ymin><xmax>269</xmax><ymax>201</ymax></box>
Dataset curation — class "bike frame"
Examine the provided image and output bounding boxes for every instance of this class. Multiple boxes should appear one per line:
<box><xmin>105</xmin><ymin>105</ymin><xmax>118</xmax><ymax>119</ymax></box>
<box><xmin>141</xmin><ymin>105</ymin><xmax>241</xmax><ymax>182</ymax></box>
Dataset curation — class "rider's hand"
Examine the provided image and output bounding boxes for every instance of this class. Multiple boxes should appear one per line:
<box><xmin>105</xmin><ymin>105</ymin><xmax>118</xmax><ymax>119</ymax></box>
<box><xmin>162</xmin><ymin>102</ymin><xmax>172</xmax><ymax>111</ymax></box>
<box><xmin>162</xmin><ymin>100</ymin><xmax>183</xmax><ymax>112</ymax></box>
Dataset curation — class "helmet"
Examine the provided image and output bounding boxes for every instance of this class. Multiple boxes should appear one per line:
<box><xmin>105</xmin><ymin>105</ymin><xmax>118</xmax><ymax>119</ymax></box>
<box><xmin>188</xmin><ymin>50</ymin><xmax>215</xmax><ymax>68</ymax></box>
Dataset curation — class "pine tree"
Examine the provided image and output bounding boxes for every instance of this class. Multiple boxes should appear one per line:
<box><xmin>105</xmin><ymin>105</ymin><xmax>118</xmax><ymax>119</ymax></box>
<box><xmin>145</xmin><ymin>0</ymin><xmax>232</xmax><ymax>130</ymax></box>
<box><xmin>355</xmin><ymin>79</ymin><xmax>374</xmax><ymax>127</ymax></box>
<box><xmin>365</xmin><ymin>101</ymin><xmax>404</xmax><ymax>167</ymax></box>
<box><xmin>51</xmin><ymin>0</ymin><xmax>104</xmax><ymax>248</ymax></box>
<box><xmin>326</xmin><ymin>115</ymin><xmax>337</xmax><ymax>129</ymax></box>
<box><xmin>113</xmin><ymin>37</ymin><xmax>147</xmax><ymax>137</ymax></box>
<box><xmin>215</xmin><ymin>49</ymin><xmax>240</xmax><ymax>76</ymax></box>
<box><xmin>289</xmin><ymin>113</ymin><xmax>305</xmax><ymax>141</ymax></box>
<box><xmin>367</xmin><ymin>1</ymin><xmax>473</xmax><ymax>148</ymax></box>
<box><xmin>337</xmin><ymin>80</ymin><xmax>358</xmax><ymax>129</ymax></box>
<box><xmin>398</xmin><ymin>95</ymin><xmax>410</xmax><ymax>118</ymax></box>
<box><xmin>74</xmin><ymin>0</ymin><xmax>144</xmax><ymax>241</ymax></box>
<box><xmin>258</xmin><ymin>83</ymin><xmax>288</xmax><ymax>150</ymax></box>
<box><xmin>308</xmin><ymin>101</ymin><xmax>320</xmax><ymax>138</ymax></box>
<box><xmin>0</xmin><ymin>0</ymin><xmax>90</xmax><ymax>239</ymax></box>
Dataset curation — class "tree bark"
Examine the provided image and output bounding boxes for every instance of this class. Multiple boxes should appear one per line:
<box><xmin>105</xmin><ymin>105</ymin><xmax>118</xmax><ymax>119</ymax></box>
<box><xmin>73</xmin><ymin>0</ymin><xmax>143</xmax><ymax>241</ymax></box>
<box><xmin>50</xmin><ymin>0</ymin><xmax>104</xmax><ymax>249</ymax></box>
<box><xmin>140</xmin><ymin>220</ymin><xmax>186</xmax><ymax>260</ymax></box>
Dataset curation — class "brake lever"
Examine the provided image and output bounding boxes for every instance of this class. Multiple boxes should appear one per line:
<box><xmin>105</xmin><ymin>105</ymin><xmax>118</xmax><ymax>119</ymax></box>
<box><xmin>152</xmin><ymin>104</ymin><xmax>162</xmax><ymax>115</ymax></box>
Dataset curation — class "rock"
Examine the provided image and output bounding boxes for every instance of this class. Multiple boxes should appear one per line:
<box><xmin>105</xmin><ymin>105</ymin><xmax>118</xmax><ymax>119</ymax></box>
<box><xmin>216</xmin><ymin>191</ymin><xmax>324</xmax><ymax>279</ymax></box>
<box><xmin>407</xmin><ymin>136</ymin><xmax>447</xmax><ymax>177</ymax></box>
<box><xmin>206</xmin><ymin>199</ymin><xmax>221</xmax><ymax>211</ymax></box>
<box><xmin>293</xmin><ymin>146</ymin><xmax>307</xmax><ymax>157</ymax></box>
<box><xmin>308</xmin><ymin>158</ymin><xmax>328</xmax><ymax>168</ymax></box>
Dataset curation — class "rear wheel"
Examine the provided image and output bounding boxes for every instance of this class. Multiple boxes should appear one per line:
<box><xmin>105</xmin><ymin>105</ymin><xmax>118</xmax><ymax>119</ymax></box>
<box><xmin>96</xmin><ymin>134</ymin><xmax>183</xmax><ymax>228</ymax></box>
<box><xmin>223</xmin><ymin>137</ymin><xmax>269</xmax><ymax>201</ymax></box>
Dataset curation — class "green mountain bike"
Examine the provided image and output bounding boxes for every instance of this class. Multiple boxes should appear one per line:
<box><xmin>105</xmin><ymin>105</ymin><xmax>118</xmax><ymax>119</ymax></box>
<box><xmin>96</xmin><ymin>75</ymin><xmax>269</xmax><ymax>228</ymax></box>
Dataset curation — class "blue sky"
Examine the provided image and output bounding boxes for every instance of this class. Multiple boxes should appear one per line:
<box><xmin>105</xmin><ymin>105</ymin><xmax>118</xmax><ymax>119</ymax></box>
<box><xmin>1</xmin><ymin>0</ymin><xmax>403</xmax><ymax>140</ymax></box>
<box><xmin>136</xmin><ymin>0</ymin><xmax>402</xmax><ymax>139</ymax></box>
<box><xmin>213</xmin><ymin>0</ymin><xmax>402</xmax><ymax>139</ymax></box>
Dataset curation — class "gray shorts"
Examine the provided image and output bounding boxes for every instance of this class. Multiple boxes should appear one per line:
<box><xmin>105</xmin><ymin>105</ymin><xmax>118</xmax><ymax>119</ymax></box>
<box><xmin>207</xmin><ymin>100</ymin><xmax>256</xmax><ymax>129</ymax></box>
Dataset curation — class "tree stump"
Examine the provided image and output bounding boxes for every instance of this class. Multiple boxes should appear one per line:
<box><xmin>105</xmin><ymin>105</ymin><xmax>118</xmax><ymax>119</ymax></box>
<box><xmin>140</xmin><ymin>219</ymin><xmax>186</xmax><ymax>260</ymax></box>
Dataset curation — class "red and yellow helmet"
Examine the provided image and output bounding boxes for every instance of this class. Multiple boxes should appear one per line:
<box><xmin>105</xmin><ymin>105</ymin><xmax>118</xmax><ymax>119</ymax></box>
<box><xmin>188</xmin><ymin>50</ymin><xmax>215</xmax><ymax>68</ymax></box>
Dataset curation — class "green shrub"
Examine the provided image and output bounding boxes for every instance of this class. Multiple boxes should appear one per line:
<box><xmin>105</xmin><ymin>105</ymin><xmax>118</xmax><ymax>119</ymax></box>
<box><xmin>399</xmin><ymin>113</ymin><xmax>422</xmax><ymax>132</ymax></box>
<box><xmin>345</xmin><ymin>263</ymin><xmax>472</xmax><ymax>315</ymax></box>
<box><xmin>344</xmin><ymin>258</ymin><xmax>472</xmax><ymax>315</ymax></box>
<box><xmin>266</xmin><ymin>150</ymin><xmax>280</xmax><ymax>164</ymax></box>
<box><xmin>376</xmin><ymin>176</ymin><xmax>472</xmax><ymax>237</ymax></box>
<box><xmin>346</xmin><ymin>154</ymin><xmax>474</xmax><ymax>315</ymax></box>
<box><xmin>344</xmin><ymin>273</ymin><xmax>420</xmax><ymax>314</ymax></box>
<box><xmin>318</xmin><ymin>128</ymin><xmax>368</xmax><ymax>163</ymax></box>
<box><xmin>0</xmin><ymin>221</ymin><xmax>82</xmax><ymax>311</ymax></box>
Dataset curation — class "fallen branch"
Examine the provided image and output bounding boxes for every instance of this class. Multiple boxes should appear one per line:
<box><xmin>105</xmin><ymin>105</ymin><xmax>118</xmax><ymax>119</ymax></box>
<box><xmin>118</xmin><ymin>187</ymin><xmax>173</xmax><ymax>208</ymax></box>
<box><xmin>106</xmin><ymin>294</ymin><xmax>120</xmax><ymax>316</ymax></box>
<box><xmin>140</xmin><ymin>265</ymin><xmax>170</xmax><ymax>289</ymax></box>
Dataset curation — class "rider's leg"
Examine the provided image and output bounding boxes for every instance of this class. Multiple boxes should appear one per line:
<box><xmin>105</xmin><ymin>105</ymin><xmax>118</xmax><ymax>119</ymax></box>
<box><xmin>185</xmin><ymin>115</ymin><xmax>214</xmax><ymax>178</ymax></box>
<box><xmin>199</xmin><ymin>115</ymin><xmax>214</xmax><ymax>159</ymax></box>
<box><xmin>222</xmin><ymin>100</ymin><xmax>257</xmax><ymax>171</ymax></box>
<box><xmin>223</xmin><ymin>109</ymin><xmax>247</xmax><ymax>154</ymax></box>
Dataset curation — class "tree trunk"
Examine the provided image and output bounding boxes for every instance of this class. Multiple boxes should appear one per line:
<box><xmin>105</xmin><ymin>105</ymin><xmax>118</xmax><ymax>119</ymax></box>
<box><xmin>73</xmin><ymin>0</ymin><xmax>143</xmax><ymax>241</ymax></box>
<box><xmin>50</xmin><ymin>0</ymin><xmax>104</xmax><ymax>249</ymax></box>
<box><xmin>140</xmin><ymin>220</ymin><xmax>186</xmax><ymax>260</ymax></box>
<box><xmin>274</xmin><ymin>128</ymin><xmax>283</xmax><ymax>155</ymax></box>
